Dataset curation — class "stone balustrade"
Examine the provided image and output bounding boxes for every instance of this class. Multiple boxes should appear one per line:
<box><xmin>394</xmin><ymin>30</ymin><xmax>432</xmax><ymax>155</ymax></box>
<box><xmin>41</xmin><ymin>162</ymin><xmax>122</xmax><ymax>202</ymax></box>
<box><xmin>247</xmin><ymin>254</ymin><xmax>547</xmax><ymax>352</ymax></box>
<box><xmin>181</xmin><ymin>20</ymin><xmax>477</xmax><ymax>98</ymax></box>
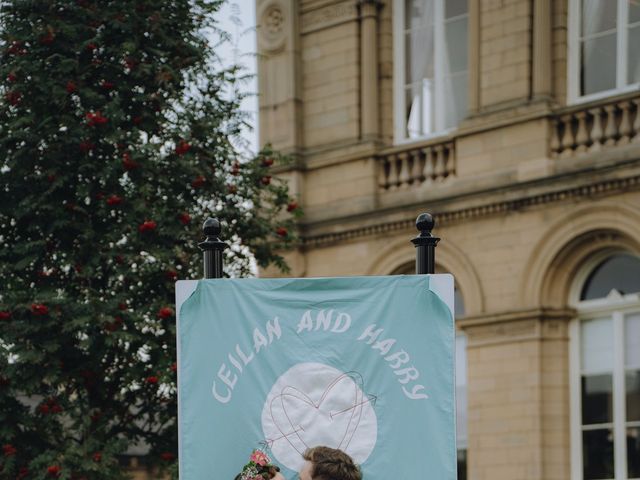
<box><xmin>377</xmin><ymin>139</ymin><xmax>456</xmax><ymax>191</ymax></box>
<box><xmin>551</xmin><ymin>95</ymin><xmax>640</xmax><ymax>158</ymax></box>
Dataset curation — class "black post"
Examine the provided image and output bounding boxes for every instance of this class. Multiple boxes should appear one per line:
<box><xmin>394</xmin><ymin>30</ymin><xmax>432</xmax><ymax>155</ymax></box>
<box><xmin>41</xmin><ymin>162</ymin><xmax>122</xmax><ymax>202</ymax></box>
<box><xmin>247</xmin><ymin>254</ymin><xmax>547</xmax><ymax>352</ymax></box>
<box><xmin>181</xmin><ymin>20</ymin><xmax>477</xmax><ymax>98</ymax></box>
<box><xmin>198</xmin><ymin>218</ymin><xmax>226</xmax><ymax>279</ymax></box>
<box><xmin>411</xmin><ymin>213</ymin><xmax>440</xmax><ymax>274</ymax></box>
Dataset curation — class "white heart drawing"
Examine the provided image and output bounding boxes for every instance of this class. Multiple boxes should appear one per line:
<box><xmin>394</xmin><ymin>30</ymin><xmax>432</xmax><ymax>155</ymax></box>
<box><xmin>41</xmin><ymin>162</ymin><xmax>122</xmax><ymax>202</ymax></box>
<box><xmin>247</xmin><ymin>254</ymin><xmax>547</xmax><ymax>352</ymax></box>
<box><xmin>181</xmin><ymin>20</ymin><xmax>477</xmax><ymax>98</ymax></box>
<box><xmin>261</xmin><ymin>363</ymin><xmax>377</xmax><ymax>472</ymax></box>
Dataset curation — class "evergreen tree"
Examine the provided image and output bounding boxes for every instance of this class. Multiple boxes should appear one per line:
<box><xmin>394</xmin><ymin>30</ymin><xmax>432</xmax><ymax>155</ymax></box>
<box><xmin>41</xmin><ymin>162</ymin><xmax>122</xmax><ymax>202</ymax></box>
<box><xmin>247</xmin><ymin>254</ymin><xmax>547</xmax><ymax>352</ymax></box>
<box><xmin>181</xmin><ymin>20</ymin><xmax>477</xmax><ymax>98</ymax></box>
<box><xmin>0</xmin><ymin>1</ymin><xmax>299</xmax><ymax>478</ymax></box>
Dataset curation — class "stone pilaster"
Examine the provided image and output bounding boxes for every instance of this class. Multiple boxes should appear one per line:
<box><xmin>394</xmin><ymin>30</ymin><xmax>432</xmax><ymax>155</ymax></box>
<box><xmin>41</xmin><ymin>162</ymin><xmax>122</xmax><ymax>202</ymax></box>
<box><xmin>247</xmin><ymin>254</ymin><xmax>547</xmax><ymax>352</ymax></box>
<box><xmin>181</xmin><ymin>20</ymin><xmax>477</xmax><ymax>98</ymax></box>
<box><xmin>532</xmin><ymin>0</ymin><xmax>553</xmax><ymax>100</ymax></box>
<box><xmin>459</xmin><ymin>308</ymin><xmax>573</xmax><ymax>480</ymax></box>
<box><xmin>257</xmin><ymin>0</ymin><xmax>302</xmax><ymax>154</ymax></box>
<box><xmin>358</xmin><ymin>0</ymin><xmax>381</xmax><ymax>141</ymax></box>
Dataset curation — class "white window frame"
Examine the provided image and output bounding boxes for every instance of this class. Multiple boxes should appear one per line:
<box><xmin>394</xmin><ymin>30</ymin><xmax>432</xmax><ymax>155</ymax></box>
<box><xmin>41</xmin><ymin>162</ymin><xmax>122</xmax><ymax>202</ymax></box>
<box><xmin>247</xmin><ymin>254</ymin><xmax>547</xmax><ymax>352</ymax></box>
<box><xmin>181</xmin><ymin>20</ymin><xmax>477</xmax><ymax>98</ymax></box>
<box><xmin>393</xmin><ymin>0</ymin><xmax>466</xmax><ymax>144</ymax></box>
<box><xmin>567</xmin><ymin>0</ymin><xmax>640</xmax><ymax>105</ymax></box>
<box><xmin>569</xmin><ymin>251</ymin><xmax>640</xmax><ymax>480</ymax></box>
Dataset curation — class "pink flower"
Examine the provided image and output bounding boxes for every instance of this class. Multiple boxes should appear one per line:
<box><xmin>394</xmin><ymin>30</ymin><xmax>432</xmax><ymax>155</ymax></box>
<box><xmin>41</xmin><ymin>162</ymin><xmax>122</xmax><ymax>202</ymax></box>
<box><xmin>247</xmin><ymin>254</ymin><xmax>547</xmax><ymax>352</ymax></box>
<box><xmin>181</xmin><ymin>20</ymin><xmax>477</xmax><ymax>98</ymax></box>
<box><xmin>250</xmin><ymin>449</ymin><xmax>270</xmax><ymax>467</ymax></box>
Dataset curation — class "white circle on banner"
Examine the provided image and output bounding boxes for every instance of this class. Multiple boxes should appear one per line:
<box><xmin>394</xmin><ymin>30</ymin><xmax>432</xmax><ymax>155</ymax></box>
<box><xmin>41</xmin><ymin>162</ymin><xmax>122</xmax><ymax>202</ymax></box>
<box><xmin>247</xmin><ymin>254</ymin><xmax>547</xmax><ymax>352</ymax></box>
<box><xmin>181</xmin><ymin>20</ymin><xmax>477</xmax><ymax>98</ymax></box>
<box><xmin>261</xmin><ymin>362</ymin><xmax>377</xmax><ymax>472</ymax></box>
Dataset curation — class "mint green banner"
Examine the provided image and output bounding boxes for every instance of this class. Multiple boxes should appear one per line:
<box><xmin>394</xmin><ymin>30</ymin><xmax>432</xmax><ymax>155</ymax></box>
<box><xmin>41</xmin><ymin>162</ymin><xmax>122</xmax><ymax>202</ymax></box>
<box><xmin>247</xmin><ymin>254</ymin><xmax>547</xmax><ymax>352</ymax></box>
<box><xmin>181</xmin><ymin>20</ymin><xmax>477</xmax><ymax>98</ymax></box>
<box><xmin>177</xmin><ymin>275</ymin><xmax>455</xmax><ymax>479</ymax></box>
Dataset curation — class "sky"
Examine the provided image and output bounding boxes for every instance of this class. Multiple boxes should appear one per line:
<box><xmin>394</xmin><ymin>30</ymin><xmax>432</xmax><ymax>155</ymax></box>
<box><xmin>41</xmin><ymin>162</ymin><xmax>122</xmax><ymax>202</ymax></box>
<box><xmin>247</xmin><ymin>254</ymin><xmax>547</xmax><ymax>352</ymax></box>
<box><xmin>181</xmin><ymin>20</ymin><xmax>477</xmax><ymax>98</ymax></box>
<box><xmin>214</xmin><ymin>1</ymin><xmax>259</xmax><ymax>154</ymax></box>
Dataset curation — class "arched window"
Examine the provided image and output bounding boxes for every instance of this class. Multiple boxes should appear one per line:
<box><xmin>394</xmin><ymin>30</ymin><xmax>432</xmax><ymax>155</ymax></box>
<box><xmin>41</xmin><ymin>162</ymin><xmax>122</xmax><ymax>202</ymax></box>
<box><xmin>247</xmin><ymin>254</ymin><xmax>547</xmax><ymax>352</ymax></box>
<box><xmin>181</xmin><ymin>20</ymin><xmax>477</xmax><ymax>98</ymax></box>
<box><xmin>570</xmin><ymin>253</ymin><xmax>640</xmax><ymax>480</ymax></box>
<box><xmin>389</xmin><ymin>262</ymin><xmax>467</xmax><ymax>480</ymax></box>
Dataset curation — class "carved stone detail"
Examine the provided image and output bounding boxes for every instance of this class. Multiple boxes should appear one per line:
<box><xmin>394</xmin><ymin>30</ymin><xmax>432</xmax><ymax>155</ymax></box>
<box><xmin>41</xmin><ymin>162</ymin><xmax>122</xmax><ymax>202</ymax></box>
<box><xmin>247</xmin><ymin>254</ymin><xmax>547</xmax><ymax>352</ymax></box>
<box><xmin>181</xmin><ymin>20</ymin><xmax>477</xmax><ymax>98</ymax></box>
<box><xmin>258</xmin><ymin>1</ymin><xmax>287</xmax><ymax>53</ymax></box>
<box><xmin>301</xmin><ymin>3</ymin><xmax>358</xmax><ymax>34</ymax></box>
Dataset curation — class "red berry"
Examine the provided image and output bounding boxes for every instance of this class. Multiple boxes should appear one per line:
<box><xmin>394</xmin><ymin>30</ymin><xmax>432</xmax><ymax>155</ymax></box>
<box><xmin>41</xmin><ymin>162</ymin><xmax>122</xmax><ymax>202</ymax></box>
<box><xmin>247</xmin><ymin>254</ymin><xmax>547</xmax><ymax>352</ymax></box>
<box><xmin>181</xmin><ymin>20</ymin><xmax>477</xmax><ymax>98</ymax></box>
<box><xmin>227</xmin><ymin>184</ymin><xmax>237</xmax><ymax>194</ymax></box>
<box><xmin>5</xmin><ymin>91</ymin><xmax>22</xmax><ymax>105</ymax></box>
<box><xmin>2</xmin><ymin>444</ymin><xmax>17</xmax><ymax>456</ymax></box>
<box><xmin>0</xmin><ymin>311</ymin><xmax>11</xmax><ymax>321</ymax></box>
<box><xmin>66</xmin><ymin>81</ymin><xmax>77</xmax><ymax>93</ymax></box>
<box><xmin>106</xmin><ymin>194</ymin><xmax>122</xmax><ymax>206</ymax></box>
<box><xmin>146</xmin><ymin>376</ymin><xmax>159</xmax><ymax>384</ymax></box>
<box><xmin>7</xmin><ymin>41</ymin><xmax>26</xmax><ymax>56</ymax></box>
<box><xmin>160</xmin><ymin>452</ymin><xmax>174</xmax><ymax>461</ymax></box>
<box><xmin>7</xmin><ymin>72</ymin><xmax>17</xmax><ymax>82</ymax></box>
<box><xmin>31</xmin><ymin>303</ymin><xmax>49</xmax><ymax>315</ymax></box>
<box><xmin>261</xmin><ymin>176</ymin><xmax>271</xmax><ymax>185</ymax></box>
<box><xmin>191</xmin><ymin>175</ymin><xmax>205</xmax><ymax>188</ymax></box>
<box><xmin>40</xmin><ymin>31</ymin><xmax>55</xmax><ymax>45</ymax></box>
<box><xmin>286</xmin><ymin>201</ymin><xmax>298</xmax><ymax>212</ymax></box>
<box><xmin>175</xmin><ymin>140</ymin><xmax>191</xmax><ymax>155</ymax></box>
<box><xmin>122</xmin><ymin>152</ymin><xmax>139</xmax><ymax>171</ymax></box>
<box><xmin>132</xmin><ymin>115</ymin><xmax>143</xmax><ymax>125</ymax></box>
<box><xmin>38</xmin><ymin>404</ymin><xmax>50</xmax><ymax>414</ymax></box>
<box><xmin>158</xmin><ymin>307</ymin><xmax>173</xmax><ymax>319</ymax></box>
<box><xmin>262</xmin><ymin>157</ymin><xmax>274</xmax><ymax>167</ymax></box>
<box><xmin>93</xmin><ymin>452</ymin><xmax>102</xmax><ymax>462</ymax></box>
<box><xmin>79</xmin><ymin>140</ymin><xmax>95</xmax><ymax>153</ymax></box>
<box><xmin>276</xmin><ymin>227</ymin><xmax>288</xmax><ymax>237</ymax></box>
<box><xmin>47</xmin><ymin>465</ymin><xmax>61</xmax><ymax>477</ymax></box>
<box><xmin>178</xmin><ymin>213</ymin><xmax>191</xmax><ymax>225</ymax></box>
<box><xmin>170</xmin><ymin>362</ymin><xmax>177</xmax><ymax>372</ymax></box>
<box><xmin>118</xmin><ymin>302</ymin><xmax>128</xmax><ymax>310</ymax></box>
<box><xmin>166</xmin><ymin>270</ymin><xmax>178</xmax><ymax>280</ymax></box>
<box><xmin>100</xmin><ymin>80</ymin><xmax>114</xmax><ymax>90</ymax></box>
<box><xmin>138</xmin><ymin>220</ymin><xmax>157</xmax><ymax>233</ymax></box>
<box><xmin>86</xmin><ymin>43</ymin><xmax>97</xmax><ymax>51</ymax></box>
<box><xmin>85</xmin><ymin>111</ymin><xmax>108</xmax><ymax>126</ymax></box>
<box><xmin>17</xmin><ymin>467</ymin><xmax>29</xmax><ymax>479</ymax></box>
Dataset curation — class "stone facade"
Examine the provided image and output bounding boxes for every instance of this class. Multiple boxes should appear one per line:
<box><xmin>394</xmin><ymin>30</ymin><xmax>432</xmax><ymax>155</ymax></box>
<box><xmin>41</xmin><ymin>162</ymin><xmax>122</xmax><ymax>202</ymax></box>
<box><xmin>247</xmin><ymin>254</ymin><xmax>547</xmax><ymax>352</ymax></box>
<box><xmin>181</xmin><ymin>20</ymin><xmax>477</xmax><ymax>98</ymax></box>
<box><xmin>256</xmin><ymin>1</ymin><xmax>640</xmax><ymax>480</ymax></box>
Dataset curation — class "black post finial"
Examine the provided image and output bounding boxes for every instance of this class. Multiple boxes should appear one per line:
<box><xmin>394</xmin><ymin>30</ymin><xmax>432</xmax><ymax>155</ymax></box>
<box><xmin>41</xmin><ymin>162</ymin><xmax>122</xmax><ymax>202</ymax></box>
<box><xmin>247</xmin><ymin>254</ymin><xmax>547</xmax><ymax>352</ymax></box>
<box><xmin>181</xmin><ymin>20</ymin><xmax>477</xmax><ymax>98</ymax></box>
<box><xmin>198</xmin><ymin>218</ymin><xmax>226</xmax><ymax>279</ymax></box>
<box><xmin>411</xmin><ymin>213</ymin><xmax>440</xmax><ymax>274</ymax></box>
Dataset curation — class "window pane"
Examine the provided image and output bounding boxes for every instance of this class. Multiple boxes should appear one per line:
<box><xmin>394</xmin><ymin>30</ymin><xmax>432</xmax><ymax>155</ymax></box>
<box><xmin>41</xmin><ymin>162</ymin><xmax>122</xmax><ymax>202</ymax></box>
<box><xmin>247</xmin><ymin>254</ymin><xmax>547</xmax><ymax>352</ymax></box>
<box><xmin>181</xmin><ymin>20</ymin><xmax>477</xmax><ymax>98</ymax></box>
<box><xmin>583</xmin><ymin>429</ymin><xmax>615</xmax><ymax>480</ymax></box>
<box><xmin>405</xmin><ymin>29</ymin><xmax>435</xmax><ymax>85</ymax></box>
<box><xmin>444</xmin><ymin>73</ymin><xmax>468</xmax><ymax>130</ymax></box>
<box><xmin>628</xmin><ymin>25</ymin><xmax>640</xmax><ymax>84</ymax></box>
<box><xmin>628</xmin><ymin>427</ymin><xmax>640</xmax><ymax>479</ymax></box>
<box><xmin>627</xmin><ymin>370</ymin><xmax>640</xmax><ymax>421</ymax></box>
<box><xmin>445</xmin><ymin>17</ymin><xmax>468</xmax><ymax>75</ymax></box>
<box><xmin>630</xmin><ymin>0</ymin><xmax>640</xmax><ymax>24</ymax></box>
<box><xmin>405</xmin><ymin>81</ymin><xmax>435</xmax><ymax>138</ymax></box>
<box><xmin>446</xmin><ymin>0</ymin><xmax>468</xmax><ymax>19</ymax></box>
<box><xmin>581</xmin><ymin>34</ymin><xmax>617</xmax><ymax>95</ymax></box>
<box><xmin>627</xmin><ymin>313</ymin><xmax>640</xmax><ymax>367</ymax></box>
<box><xmin>582</xmin><ymin>374</ymin><xmax>613</xmax><ymax>424</ymax></box>
<box><xmin>581</xmin><ymin>254</ymin><xmax>640</xmax><ymax>300</ymax></box>
<box><xmin>581</xmin><ymin>318</ymin><xmax>614</xmax><ymax>372</ymax></box>
<box><xmin>581</xmin><ymin>0</ymin><xmax>617</xmax><ymax>36</ymax></box>
<box><xmin>405</xmin><ymin>0</ymin><xmax>434</xmax><ymax>31</ymax></box>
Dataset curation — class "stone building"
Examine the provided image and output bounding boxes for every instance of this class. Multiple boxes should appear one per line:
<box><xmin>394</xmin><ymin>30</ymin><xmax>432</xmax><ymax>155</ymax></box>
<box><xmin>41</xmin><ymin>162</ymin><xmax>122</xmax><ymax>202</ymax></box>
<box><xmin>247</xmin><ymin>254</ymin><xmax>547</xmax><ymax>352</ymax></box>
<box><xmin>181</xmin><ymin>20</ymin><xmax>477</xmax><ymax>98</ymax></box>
<box><xmin>256</xmin><ymin>1</ymin><xmax>640</xmax><ymax>480</ymax></box>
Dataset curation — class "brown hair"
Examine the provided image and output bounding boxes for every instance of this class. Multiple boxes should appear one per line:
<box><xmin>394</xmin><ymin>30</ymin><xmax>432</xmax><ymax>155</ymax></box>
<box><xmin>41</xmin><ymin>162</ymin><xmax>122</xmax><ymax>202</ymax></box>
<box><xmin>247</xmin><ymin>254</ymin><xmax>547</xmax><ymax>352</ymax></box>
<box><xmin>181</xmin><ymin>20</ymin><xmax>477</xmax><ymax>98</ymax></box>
<box><xmin>302</xmin><ymin>446</ymin><xmax>362</xmax><ymax>480</ymax></box>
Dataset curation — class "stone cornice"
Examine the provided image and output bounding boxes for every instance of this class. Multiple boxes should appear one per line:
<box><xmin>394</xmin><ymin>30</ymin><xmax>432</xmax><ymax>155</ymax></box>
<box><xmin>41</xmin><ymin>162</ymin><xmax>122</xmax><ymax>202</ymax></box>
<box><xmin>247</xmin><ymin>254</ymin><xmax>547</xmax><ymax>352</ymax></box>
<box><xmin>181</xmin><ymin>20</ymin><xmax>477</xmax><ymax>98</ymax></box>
<box><xmin>301</xmin><ymin>173</ymin><xmax>640</xmax><ymax>249</ymax></box>
<box><xmin>458</xmin><ymin>307</ymin><xmax>576</xmax><ymax>347</ymax></box>
<box><xmin>457</xmin><ymin>307</ymin><xmax>576</xmax><ymax>329</ymax></box>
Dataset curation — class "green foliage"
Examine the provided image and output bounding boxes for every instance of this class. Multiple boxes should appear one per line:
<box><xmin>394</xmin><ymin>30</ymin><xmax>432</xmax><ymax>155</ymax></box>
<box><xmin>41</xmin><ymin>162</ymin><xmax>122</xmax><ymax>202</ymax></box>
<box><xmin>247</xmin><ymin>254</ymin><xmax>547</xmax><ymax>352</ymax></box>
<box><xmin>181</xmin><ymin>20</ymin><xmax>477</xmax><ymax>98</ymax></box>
<box><xmin>0</xmin><ymin>1</ymin><xmax>300</xmax><ymax>478</ymax></box>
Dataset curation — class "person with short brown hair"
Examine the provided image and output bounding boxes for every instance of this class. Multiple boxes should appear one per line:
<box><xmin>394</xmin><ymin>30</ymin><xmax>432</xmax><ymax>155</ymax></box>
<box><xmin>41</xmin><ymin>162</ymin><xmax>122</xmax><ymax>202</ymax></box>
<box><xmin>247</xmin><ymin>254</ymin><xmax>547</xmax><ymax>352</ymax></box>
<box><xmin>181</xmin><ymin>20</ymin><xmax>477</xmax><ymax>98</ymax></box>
<box><xmin>299</xmin><ymin>446</ymin><xmax>362</xmax><ymax>480</ymax></box>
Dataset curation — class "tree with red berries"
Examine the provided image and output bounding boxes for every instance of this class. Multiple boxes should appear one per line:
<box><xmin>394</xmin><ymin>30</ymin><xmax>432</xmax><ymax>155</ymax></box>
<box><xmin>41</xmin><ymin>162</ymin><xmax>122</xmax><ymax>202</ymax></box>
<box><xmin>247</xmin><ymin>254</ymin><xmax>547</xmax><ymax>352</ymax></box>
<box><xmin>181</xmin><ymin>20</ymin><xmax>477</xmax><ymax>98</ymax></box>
<box><xmin>0</xmin><ymin>1</ymin><xmax>300</xmax><ymax>478</ymax></box>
